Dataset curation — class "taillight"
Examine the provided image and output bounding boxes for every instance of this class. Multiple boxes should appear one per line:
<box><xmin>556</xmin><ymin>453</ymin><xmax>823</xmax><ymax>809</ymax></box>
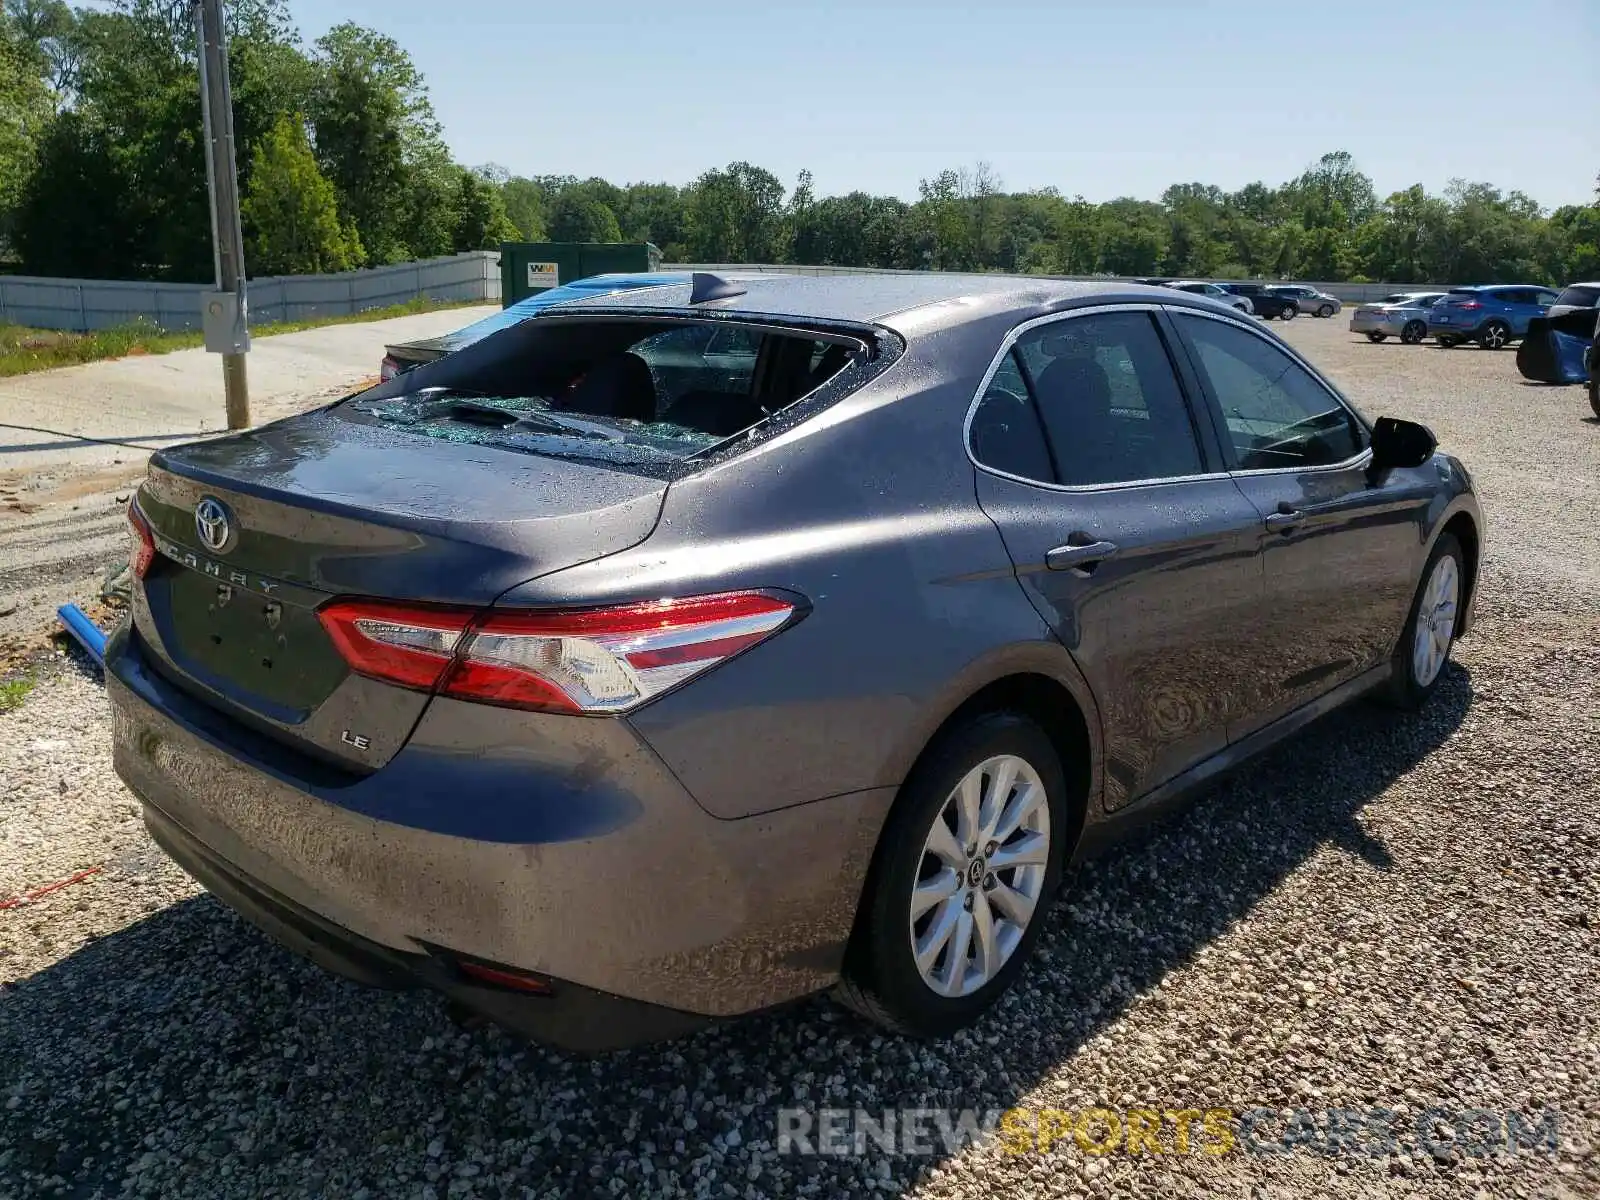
<box><xmin>1456</xmin><ymin>300</ymin><xmax>1482</xmax><ymax>310</ymax></box>
<box><xmin>318</xmin><ymin>601</ymin><xmax>470</xmax><ymax>691</ymax></box>
<box><xmin>317</xmin><ymin>591</ymin><xmax>801</xmax><ymax>714</ymax></box>
<box><xmin>127</xmin><ymin>500</ymin><xmax>155</xmax><ymax>580</ymax></box>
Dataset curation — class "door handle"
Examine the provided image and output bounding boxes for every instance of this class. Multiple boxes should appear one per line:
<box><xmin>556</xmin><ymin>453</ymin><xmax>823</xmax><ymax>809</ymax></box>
<box><xmin>1264</xmin><ymin>508</ymin><xmax>1305</xmax><ymax>533</ymax></box>
<box><xmin>1046</xmin><ymin>540</ymin><xmax>1119</xmax><ymax>571</ymax></box>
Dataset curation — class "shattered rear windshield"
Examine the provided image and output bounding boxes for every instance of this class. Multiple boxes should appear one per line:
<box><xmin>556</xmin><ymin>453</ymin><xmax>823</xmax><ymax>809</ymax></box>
<box><xmin>348</xmin><ymin>388</ymin><xmax>720</xmax><ymax>468</ymax></box>
<box><xmin>339</xmin><ymin>316</ymin><xmax>866</xmax><ymax>472</ymax></box>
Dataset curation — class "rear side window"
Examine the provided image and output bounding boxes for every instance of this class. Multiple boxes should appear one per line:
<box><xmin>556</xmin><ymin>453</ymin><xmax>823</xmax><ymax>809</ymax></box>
<box><xmin>969</xmin><ymin>352</ymin><xmax>1054</xmax><ymax>482</ymax></box>
<box><xmin>1174</xmin><ymin>313</ymin><xmax>1365</xmax><ymax>470</ymax></box>
<box><xmin>971</xmin><ymin>310</ymin><xmax>1204</xmax><ymax>487</ymax></box>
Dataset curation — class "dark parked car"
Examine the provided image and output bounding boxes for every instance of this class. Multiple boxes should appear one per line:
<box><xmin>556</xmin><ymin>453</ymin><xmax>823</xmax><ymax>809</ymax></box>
<box><xmin>111</xmin><ymin>274</ymin><xmax>1482</xmax><ymax>1050</ymax></box>
<box><xmin>1218</xmin><ymin>282</ymin><xmax>1298</xmax><ymax>320</ymax></box>
<box><xmin>1428</xmin><ymin>284</ymin><xmax>1559</xmax><ymax>348</ymax></box>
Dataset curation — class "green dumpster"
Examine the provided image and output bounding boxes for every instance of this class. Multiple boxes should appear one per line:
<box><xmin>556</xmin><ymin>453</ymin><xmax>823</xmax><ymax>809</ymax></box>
<box><xmin>499</xmin><ymin>242</ymin><xmax>663</xmax><ymax>307</ymax></box>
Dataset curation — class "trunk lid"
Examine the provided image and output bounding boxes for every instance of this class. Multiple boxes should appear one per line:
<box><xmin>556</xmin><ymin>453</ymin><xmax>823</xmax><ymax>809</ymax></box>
<box><xmin>131</xmin><ymin>409</ymin><xmax>666</xmax><ymax>771</ymax></box>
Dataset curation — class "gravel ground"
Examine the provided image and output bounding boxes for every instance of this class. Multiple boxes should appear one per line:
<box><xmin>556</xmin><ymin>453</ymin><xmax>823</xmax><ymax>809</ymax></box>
<box><xmin>2</xmin><ymin>316</ymin><xmax>1598</xmax><ymax>1199</ymax></box>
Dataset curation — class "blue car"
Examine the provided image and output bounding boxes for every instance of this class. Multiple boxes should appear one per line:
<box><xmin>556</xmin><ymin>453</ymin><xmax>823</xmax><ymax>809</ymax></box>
<box><xmin>1427</xmin><ymin>283</ymin><xmax>1560</xmax><ymax>349</ymax></box>
<box><xmin>381</xmin><ymin>272</ymin><xmax>692</xmax><ymax>380</ymax></box>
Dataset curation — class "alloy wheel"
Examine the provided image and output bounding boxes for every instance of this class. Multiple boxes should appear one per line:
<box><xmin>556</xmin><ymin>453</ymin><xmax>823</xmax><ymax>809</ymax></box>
<box><xmin>909</xmin><ymin>754</ymin><xmax>1050</xmax><ymax>998</ymax></box>
<box><xmin>1411</xmin><ymin>554</ymin><xmax>1459</xmax><ymax>688</ymax></box>
<box><xmin>1318</xmin><ymin>304</ymin><xmax>1334</xmax><ymax>318</ymax></box>
<box><xmin>1402</xmin><ymin>321</ymin><xmax>1425</xmax><ymax>344</ymax></box>
<box><xmin>1481</xmin><ymin>322</ymin><xmax>1509</xmax><ymax>350</ymax></box>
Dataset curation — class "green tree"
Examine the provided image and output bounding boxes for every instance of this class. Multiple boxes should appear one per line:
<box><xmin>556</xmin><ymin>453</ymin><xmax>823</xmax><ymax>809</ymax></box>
<box><xmin>685</xmin><ymin>161</ymin><xmax>785</xmax><ymax>262</ymax></box>
<box><xmin>500</xmin><ymin>175</ymin><xmax>547</xmax><ymax>241</ymax></box>
<box><xmin>0</xmin><ymin>23</ymin><xmax>54</xmax><ymax>250</ymax></box>
<box><xmin>310</xmin><ymin>23</ymin><xmax>444</xmax><ymax>264</ymax></box>
<box><xmin>547</xmin><ymin>191</ymin><xmax>622</xmax><ymax>242</ymax></box>
<box><xmin>241</xmin><ymin>112</ymin><xmax>361</xmax><ymax>275</ymax></box>
<box><xmin>1098</xmin><ymin>198</ymin><xmax>1169</xmax><ymax>275</ymax></box>
<box><xmin>453</xmin><ymin>168</ymin><xmax>518</xmax><ymax>251</ymax></box>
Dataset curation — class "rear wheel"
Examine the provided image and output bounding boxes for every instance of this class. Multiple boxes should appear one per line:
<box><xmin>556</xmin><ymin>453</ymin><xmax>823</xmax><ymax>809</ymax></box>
<box><xmin>1366</xmin><ymin>332</ymin><xmax>1388</xmax><ymax>343</ymax></box>
<box><xmin>1401</xmin><ymin>320</ymin><xmax>1427</xmax><ymax>344</ymax></box>
<box><xmin>1385</xmin><ymin>533</ymin><xmax>1463</xmax><ymax>711</ymax></box>
<box><xmin>1317</xmin><ymin>303</ymin><xmax>1335</xmax><ymax>318</ymax></box>
<box><xmin>1589</xmin><ymin>374</ymin><xmax>1600</xmax><ymax>419</ymax></box>
<box><xmin>836</xmin><ymin>713</ymin><xmax>1068</xmax><ymax>1036</ymax></box>
<box><xmin>1478</xmin><ymin>320</ymin><xmax>1511</xmax><ymax>350</ymax></box>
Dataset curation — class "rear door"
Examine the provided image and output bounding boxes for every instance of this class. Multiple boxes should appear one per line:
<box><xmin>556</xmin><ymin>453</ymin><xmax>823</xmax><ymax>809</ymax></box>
<box><xmin>969</xmin><ymin>304</ymin><xmax>1264</xmax><ymax>809</ymax></box>
<box><xmin>1167</xmin><ymin>308</ymin><xmax>1429</xmax><ymax>738</ymax></box>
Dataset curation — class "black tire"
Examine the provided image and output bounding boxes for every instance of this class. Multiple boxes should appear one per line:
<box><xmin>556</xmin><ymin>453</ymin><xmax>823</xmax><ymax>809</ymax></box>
<box><xmin>1477</xmin><ymin>319</ymin><xmax>1511</xmax><ymax>351</ymax></box>
<box><xmin>1589</xmin><ymin>374</ymin><xmax>1600</xmax><ymax>419</ymax></box>
<box><xmin>1401</xmin><ymin>320</ymin><xmax>1427</xmax><ymax>345</ymax></box>
<box><xmin>1366</xmin><ymin>332</ymin><xmax>1388</xmax><ymax>343</ymax></box>
<box><xmin>1279</xmin><ymin>305</ymin><xmax>1297</xmax><ymax>321</ymax></box>
<box><xmin>1384</xmin><ymin>533</ymin><xmax>1465</xmax><ymax>712</ymax></box>
<box><xmin>836</xmin><ymin>712</ymin><xmax>1070</xmax><ymax>1037</ymax></box>
<box><xmin>1317</xmin><ymin>303</ymin><xmax>1335</xmax><ymax>318</ymax></box>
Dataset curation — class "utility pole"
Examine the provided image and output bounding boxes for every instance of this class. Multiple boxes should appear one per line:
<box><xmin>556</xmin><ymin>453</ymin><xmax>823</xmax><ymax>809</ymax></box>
<box><xmin>194</xmin><ymin>0</ymin><xmax>250</xmax><ymax>429</ymax></box>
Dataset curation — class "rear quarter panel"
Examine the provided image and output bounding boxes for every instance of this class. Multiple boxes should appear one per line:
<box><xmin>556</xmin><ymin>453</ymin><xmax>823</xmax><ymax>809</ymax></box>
<box><xmin>498</xmin><ymin>317</ymin><xmax>1100</xmax><ymax>820</ymax></box>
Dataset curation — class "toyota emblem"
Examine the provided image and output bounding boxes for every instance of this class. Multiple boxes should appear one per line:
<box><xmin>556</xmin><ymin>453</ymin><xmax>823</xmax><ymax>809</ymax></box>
<box><xmin>194</xmin><ymin>496</ymin><xmax>234</xmax><ymax>552</ymax></box>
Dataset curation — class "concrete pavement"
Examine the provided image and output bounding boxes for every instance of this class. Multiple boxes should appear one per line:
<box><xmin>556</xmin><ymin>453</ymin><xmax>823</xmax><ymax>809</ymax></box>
<box><xmin>0</xmin><ymin>306</ymin><xmax>496</xmax><ymax>478</ymax></box>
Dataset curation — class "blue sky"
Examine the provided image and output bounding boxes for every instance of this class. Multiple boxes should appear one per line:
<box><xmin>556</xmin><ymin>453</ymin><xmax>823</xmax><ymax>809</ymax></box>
<box><xmin>289</xmin><ymin>0</ymin><xmax>1598</xmax><ymax>209</ymax></box>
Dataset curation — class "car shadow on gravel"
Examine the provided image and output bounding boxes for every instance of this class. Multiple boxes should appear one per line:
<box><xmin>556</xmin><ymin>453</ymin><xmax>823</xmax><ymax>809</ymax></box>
<box><xmin>0</xmin><ymin>667</ymin><xmax>1472</xmax><ymax>1198</ymax></box>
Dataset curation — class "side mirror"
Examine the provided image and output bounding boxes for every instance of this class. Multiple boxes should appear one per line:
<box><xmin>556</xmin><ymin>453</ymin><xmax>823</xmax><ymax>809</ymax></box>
<box><xmin>1369</xmin><ymin>416</ymin><xmax>1437</xmax><ymax>473</ymax></box>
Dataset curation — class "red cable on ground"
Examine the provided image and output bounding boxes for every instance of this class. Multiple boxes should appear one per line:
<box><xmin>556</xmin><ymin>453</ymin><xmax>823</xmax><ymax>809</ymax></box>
<box><xmin>0</xmin><ymin>866</ymin><xmax>104</xmax><ymax>911</ymax></box>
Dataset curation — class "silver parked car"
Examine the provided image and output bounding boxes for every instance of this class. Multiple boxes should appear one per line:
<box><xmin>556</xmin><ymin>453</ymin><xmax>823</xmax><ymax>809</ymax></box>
<box><xmin>1165</xmin><ymin>280</ymin><xmax>1254</xmax><ymax>315</ymax></box>
<box><xmin>1268</xmin><ymin>284</ymin><xmax>1343</xmax><ymax>318</ymax></box>
<box><xmin>1349</xmin><ymin>292</ymin><xmax>1447</xmax><ymax>344</ymax></box>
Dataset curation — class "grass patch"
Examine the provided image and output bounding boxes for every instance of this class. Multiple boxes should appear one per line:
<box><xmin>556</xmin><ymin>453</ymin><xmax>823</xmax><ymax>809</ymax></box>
<box><xmin>0</xmin><ymin>676</ymin><xmax>35</xmax><ymax>714</ymax></box>
<box><xmin>0</xmin><ymin>296</ymin><xmax>484</xmax><ymax>379</ymax></box>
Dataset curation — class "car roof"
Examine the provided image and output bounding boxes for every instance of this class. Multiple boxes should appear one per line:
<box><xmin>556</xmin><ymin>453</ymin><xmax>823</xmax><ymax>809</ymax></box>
<box><xmin>557</xmin><ymin>271</ymin><xmax>1194</xmax><ymax>333</ymax></box>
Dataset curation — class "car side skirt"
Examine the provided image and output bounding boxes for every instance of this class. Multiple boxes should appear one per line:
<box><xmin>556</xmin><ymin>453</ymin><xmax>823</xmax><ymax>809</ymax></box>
<box><xmin>1071</xmin><ymin>662</ymin><xmax>1393</xmax><ymax>864</ymax></box>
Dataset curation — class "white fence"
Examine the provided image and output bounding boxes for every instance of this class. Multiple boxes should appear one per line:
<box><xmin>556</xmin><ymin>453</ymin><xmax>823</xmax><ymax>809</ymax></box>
<box><xmin>664</xmin><ymin>263</ymin><xmax>1435</xmax><ymax>305</ymax></box>
<box><xmin>0</xmin><ymin>251</ymin><xmax>501</xmax><ymax>333</ymax></box>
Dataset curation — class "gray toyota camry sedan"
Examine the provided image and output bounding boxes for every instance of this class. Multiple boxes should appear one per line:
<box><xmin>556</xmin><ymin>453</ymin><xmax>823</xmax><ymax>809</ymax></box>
<box><xmin>110</xmin><ymin>273</ymin><xmax>1483</xmax><ymax>1051</ymax></box>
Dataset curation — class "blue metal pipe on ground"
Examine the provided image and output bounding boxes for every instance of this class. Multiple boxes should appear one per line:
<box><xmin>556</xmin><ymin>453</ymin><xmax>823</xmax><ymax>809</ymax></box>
<box><xmin>57</xmin><ymin>604</ymin><xmax>107</xmax><ymax>667</ymax></box>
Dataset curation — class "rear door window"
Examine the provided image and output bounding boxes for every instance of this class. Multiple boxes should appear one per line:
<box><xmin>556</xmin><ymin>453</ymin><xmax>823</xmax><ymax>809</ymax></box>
<box><xmin>1174</xmin><ymin>313</ymin><xmax>1365</xmax><ymax>470</ymax></box>
<box><xmin>1011</xmin><ymin>311</ymin><xmax>1206</xmax><ymax>486</ymax></box>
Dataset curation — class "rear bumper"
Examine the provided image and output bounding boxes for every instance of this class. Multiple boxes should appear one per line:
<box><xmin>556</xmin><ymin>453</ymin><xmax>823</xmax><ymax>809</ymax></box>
<box><xmin>108</xmin><ymin>624</ymin><xmax>892</xmax><ymax>1044</ymax></box>
<box><xmin>141</xmin><ymin>799</ymin><xmax>711</xmax><ymax>1051</ymax></box>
